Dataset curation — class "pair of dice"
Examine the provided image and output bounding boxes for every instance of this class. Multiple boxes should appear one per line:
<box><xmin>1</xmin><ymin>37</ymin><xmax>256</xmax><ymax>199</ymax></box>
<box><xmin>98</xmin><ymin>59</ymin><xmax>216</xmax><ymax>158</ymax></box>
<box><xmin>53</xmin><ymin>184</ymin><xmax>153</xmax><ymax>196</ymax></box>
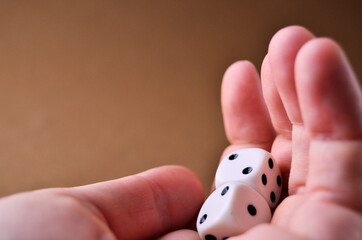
<box><xmin>196</xmin><ymin>148</ymin><xmax>283</xmax><ymax>240</ymax></box>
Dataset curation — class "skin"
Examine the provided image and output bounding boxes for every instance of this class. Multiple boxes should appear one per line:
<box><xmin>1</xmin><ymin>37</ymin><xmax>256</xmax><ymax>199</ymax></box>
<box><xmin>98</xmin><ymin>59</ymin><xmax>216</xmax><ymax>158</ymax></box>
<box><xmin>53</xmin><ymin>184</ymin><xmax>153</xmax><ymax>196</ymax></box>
<box><xmin>0</xmin><ymin>25</ymin><xmax>361</xmax><ymax>240</ymax></box>
<box><xmin>220</xmin><ymin>26</ymin><xmax>362</xmax><ymax>240</ymax></box>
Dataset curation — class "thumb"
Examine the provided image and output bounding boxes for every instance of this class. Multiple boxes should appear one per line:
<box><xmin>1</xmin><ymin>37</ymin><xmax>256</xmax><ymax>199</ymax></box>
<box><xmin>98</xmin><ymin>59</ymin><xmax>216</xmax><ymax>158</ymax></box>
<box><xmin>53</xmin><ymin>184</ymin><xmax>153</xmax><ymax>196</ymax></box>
<box><xmin>66</xmin><ymin>165</ymin><xmax>204</xmax><ymax>240</ymax></box>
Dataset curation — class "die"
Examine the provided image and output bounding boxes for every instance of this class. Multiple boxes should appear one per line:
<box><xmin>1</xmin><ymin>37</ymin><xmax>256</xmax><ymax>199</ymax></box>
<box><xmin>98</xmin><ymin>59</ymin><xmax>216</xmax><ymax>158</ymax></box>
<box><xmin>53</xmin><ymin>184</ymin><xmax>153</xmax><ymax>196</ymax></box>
<box><xmin>196</xmin><ymin>182</ymin><xmax>271</xmax><ymax>240</ymax></box>
<box><xmin>215</xmin><ymin>148</ymin><xmax>282</xmax><ymax>209</ymax></box>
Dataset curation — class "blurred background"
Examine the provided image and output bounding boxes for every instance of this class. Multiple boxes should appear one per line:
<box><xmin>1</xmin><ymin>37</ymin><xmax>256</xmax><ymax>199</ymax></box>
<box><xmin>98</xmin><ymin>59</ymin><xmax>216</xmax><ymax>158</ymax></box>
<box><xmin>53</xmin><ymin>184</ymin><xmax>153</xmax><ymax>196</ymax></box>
<box><xmin>0</xmin><ymin>0</ymin><xmax>361</xmax><ymax>197</ymax></box>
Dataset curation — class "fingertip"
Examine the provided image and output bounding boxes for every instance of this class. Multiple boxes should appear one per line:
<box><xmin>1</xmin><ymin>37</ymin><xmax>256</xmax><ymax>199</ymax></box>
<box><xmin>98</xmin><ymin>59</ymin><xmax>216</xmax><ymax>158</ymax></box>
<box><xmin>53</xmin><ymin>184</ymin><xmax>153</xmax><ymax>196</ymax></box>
<box><xmin>139</xmin><ymin>164</ymin><xmax>205</xmax><ymax>206</ymax></box>
<box><xmin>140</xmin><ymin>165</ymin><xmax>205</xmax><ymax>204</ymax></box>
<box><xmin>69</xmin><ymin>165</ymin><xmax>205</xmax><ymax>239</ymax></box>
<box><xmin>138</xmin><ymin>165</ymin><xmax>205</xmax><ymax>236</ymax></box>
<box><xmin>295</xmin><ymin>37</ymin><xmax>357</xmax><ymax>83</ymax></box>
<box><xmin>296</xmin><ymin>37</ymin><xmax>344</xmax><ymax>70</ymax></box>
<box><xmin>295</xmin><ymin>38</ymin><xmax>344</xmax><ymax>94</ymax></box>
<box><xmin>222</xmin><ymin>60</ymin><xmax>260</xmax><ymax>112</ymax></box>
<box><xmin>261</xmin><ymin>54</ymin><xmax>270</xmax><ymax>73</ymax></box>
<box><xmin>268</xmin><ymin>25</ymin><xmax>315</xmax><ymax>55</ymax></box>
<box><xmin>221</xmin><ymin>60</ymin><xmax>275</xmax><ymax>146</ymax></box>
<box><xmin>267</xmin><ymin>25</ymin><xmax>315</xmax><ymax>124</ymax></box>
<box><xmin>260</xmin><ymin>54</ymin><xmax>273</xmax><ymax>96</ymax></box>
<box><xmin>260</xmin><ymin>54</ymin><xmax>275</xmax><ymax>104</ymax></box>
<box><xmin>222</xmin><ymin>60</ymin><xmax>257</xmax><ymax>86</ymax></box>
<box><xmin>295</xmin><ymin>37</ymin><xmax>362</xmax><ymax>140</ymax></box>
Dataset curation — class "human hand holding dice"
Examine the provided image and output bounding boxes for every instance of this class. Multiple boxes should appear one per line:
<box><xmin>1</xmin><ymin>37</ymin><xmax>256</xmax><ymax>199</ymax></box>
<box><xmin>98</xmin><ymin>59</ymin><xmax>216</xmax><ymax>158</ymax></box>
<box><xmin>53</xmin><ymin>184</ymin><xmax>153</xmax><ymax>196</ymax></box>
<box><xmin>197</xmin><ymin>148</ymin><xmax>282</xmax><ymax>240</ymax></box>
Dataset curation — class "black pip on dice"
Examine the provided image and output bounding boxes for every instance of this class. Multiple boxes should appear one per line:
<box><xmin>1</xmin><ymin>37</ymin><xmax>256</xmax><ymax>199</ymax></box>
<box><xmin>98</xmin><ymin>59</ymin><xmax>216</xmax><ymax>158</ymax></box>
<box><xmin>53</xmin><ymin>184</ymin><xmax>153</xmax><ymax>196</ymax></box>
<box><xmin>215</xmin><ymin>148</ymin><xmax>282</xmax><ymax>209</ymax></box>
<box><xmin>197</xmin><ymin>148</ymin><xmax>283</xmax><ymax>240</ymax></box>
<box><xmin>196</xmin><ymin>182</ymin><xmax>271</xmax><ymax>240</ymax></box>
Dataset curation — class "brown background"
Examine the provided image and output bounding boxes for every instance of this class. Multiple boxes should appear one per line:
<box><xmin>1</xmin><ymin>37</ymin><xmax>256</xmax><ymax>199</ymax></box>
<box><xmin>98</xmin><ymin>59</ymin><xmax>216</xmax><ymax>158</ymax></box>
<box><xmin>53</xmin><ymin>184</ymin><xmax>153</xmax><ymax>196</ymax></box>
<box><xmin>0</xmin><ymin>1</ymin><xmax>361</xmax><ymax>197</ymax></box>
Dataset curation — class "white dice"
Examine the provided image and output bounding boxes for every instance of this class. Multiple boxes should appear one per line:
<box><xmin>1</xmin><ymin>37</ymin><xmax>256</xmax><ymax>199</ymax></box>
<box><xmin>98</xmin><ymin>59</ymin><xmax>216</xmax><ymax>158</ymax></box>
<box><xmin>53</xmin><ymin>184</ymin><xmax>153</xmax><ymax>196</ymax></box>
<box><xmin>197</xmin><ymin>148</ymin><xmax>283</xmax><ymax>240</ymax></box>
<box><xmin>197</xmin><ymin>182</ymin><xmax>271</xmax><ymax>240</ymax></box>
<box><xmin>215</xmin><ymin>148</ymin><xmax>282</xmax><ymax>208</ymax></box>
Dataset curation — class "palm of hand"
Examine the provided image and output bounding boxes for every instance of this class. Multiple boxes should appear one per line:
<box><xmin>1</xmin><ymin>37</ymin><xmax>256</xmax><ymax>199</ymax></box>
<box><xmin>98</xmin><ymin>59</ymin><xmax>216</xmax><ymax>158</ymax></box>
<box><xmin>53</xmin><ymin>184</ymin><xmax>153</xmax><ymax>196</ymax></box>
<box><xmin>220</xmin><ymin>26</ymin><xmax>362</xmax><ymax>240</ymax></box>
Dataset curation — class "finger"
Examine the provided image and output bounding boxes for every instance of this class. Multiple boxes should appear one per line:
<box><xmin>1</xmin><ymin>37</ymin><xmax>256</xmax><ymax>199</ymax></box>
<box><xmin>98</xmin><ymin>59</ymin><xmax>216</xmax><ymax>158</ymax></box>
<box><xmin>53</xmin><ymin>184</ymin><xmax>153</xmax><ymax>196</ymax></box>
<box><xmin>66</xmin><ymin>165</ymin><xmax>204</xmax><ymax>240</ymax></box>
<box><xmin>0</xmin><ymin>191</ymin><xmax>117</xmax><ymax>240</ymax></box>
<box><xmin>217</xmin><ymin>61</ymin><xmax>276</xmax><ymax>192</ymax></box>
<box><xmin>296</xmin><ymin>38</ymin><xmax>362</xmax><ymax>140</ymax></box>
<box><xmin>261</xmin><ymin>55</ymin><xmax>292</xmax><ymax>137</ymax></box>
<box><xmin>268</xmin><ymin>25</ymin><xmax>314</xmax><ymax>124</ymax></box>
<box><xmin>261</xmin><ymin>55</ymin><xmax>292</xmax><ymax>190</ymax></box>
<box><xmin>228</xmin><ymin>224</ymin><xmax>305</xmax><ymax>240</ymax></box>
<box><xmin>221</xmin><ymin>60</ymin><xmax>275</xmax><ymax>152</ymax></box>
<box><xmin>295</xmin><ymin>38</ymin><xmax>362</xmax><ymax>212</ymax></box>
<box><xmin>268</xmin><ymin>26</ymin><xmax>315</xmax><ymax>194</ymax></box>
<box><xmin>157</xmin><ymin>229</ymin><xmax>200</xmax><ymax>240</ymax></box>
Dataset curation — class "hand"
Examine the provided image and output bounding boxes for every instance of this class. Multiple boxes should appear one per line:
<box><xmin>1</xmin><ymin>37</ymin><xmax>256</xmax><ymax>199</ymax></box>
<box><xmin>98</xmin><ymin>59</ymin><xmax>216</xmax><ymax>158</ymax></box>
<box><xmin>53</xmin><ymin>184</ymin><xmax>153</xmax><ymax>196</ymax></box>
<box><xmin>1</xmin><ymin>25</ymin><xmax>361</xmax><ymax>240</ymax></box>
<box><xmin>220</xmin><ymin>26</ymin><xmax>362</xmax><ymax>239</ymax></box>
<box><xmin>0</xmin><ymin>166</ymin><xmax>204</xmax><ymax>240</ymax></box>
